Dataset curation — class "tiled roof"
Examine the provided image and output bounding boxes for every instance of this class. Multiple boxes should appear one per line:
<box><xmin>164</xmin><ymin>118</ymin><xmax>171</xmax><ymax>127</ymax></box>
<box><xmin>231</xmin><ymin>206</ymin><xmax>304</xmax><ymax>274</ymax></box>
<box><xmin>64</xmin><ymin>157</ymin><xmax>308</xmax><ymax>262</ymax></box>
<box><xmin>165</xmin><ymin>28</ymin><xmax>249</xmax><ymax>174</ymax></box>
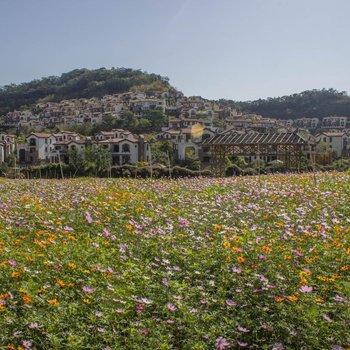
<box><xmin>202</xmin><ymin>132</ymin><xmax>308</xmax><ymax>145</ymax></box>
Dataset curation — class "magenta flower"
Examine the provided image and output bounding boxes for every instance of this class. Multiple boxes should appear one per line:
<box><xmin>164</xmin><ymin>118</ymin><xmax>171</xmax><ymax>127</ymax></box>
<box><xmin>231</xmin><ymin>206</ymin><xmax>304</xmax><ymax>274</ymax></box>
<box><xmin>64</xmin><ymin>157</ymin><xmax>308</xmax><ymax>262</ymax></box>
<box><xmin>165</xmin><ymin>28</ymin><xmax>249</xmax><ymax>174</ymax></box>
<box><xmin>139</xmin><ymin>329</ymin><xmax>148</xmax><ymax>335</ymax></box>
<box><xmin>299</xmin><ymin>285</ymin><xmax>313</xmax><ymax>293</ymax></box>
<box><xmin>8</xmin><ymin>259</ymin><xmax>17</xmax><ymax>267</ymax></box>
<box><xmin>136</xmin><ymin>304</ymin><xmax>145</xmax><ymax>312</ymax></box>
<box><xmin>167</xmin><ymin>303</ymin><xmax>177</xmax><ymax>312</ymax></box>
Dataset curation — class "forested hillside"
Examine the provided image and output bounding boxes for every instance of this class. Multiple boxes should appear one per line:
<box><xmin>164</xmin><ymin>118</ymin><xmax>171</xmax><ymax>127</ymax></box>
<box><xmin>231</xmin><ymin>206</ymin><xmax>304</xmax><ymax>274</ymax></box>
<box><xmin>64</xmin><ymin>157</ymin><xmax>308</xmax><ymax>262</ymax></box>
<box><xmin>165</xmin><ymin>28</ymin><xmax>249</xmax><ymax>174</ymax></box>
<box><xmin>0</xmin><ymin>68</ymin><xmax>172</xmax><ymax>115</ymax></box>
<box><xmin>1</xmin><ymin>67</ymin><xmax>350</xmax><ymax>120</ymax></box>
<box><xmin>229</xmin><ymin>88</ymin><xmax>350</xmax><ymax>119</ymax></box>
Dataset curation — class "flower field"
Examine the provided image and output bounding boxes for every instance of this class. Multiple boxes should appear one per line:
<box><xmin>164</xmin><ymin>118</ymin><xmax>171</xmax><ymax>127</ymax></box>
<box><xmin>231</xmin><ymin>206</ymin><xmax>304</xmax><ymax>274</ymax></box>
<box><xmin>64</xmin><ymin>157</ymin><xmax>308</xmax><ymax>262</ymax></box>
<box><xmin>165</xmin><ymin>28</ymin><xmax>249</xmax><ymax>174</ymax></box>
<box><xmin>0</xmin><ymin>173</ymin><xmax>349</xmax><ymax>350</ymax></box>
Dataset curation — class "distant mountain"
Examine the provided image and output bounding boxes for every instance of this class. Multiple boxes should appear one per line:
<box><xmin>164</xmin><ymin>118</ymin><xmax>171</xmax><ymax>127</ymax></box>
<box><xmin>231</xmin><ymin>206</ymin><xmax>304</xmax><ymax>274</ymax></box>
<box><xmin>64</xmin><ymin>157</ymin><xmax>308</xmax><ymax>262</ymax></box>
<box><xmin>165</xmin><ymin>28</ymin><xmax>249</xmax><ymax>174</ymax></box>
<box><xmin>222</xmin><ymin>88</ymin><xmax>350</xmax><ymax>119</ymax></box>
<box><xmin>0</xmin><ymin>67</ymin><xmax>173</xmax><ymax>115</ymax></box>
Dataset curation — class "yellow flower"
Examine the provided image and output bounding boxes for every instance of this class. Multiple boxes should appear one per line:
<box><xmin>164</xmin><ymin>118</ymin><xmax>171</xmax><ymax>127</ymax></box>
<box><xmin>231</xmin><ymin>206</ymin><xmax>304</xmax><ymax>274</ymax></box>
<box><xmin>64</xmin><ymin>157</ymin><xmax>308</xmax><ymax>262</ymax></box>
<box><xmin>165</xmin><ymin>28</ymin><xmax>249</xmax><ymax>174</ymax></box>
<box><xmin>48</xmin><ymin>299</ymin><xmax>59</xmax><ymax>306</ymax></box>
<box><xmin>83</xmin><ymin>298</ymin><xmax>91</xmax><ymax>304</ymax></box>
<box><xmin>223</xmin><ymin>241</ymin><xmax>231</xmax><ymax>249</ymax></box>
<box><xmin>315</xmin><ymin>298</ymin><xmax>324</xmax><ymax>303</ymax></box>
<box><xmin>287</xmin><ymin>295</ymin><xmax>298</xmax><ymax>302</ymax></box>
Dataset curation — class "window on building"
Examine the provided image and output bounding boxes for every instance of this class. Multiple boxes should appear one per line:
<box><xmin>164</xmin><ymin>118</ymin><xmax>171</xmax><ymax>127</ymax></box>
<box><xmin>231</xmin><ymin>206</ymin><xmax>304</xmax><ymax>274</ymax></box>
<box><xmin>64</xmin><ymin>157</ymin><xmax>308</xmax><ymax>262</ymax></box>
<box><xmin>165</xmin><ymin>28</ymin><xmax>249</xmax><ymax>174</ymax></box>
<box><xmin>113</xmin><ymin>145</ymin><xmax>120</xmax><ymax>152</ymax></box>
<box><xmin>122</xmin><ymin>144</ymin><xmax>130</xmax><ymax>152</ymax></box>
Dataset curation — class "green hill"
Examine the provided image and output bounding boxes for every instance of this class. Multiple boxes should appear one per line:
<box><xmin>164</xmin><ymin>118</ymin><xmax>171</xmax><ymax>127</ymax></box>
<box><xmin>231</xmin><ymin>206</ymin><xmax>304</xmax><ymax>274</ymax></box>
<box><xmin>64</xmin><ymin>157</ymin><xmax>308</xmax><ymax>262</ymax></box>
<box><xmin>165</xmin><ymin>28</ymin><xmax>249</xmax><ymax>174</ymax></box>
<box><xmin>0</xmin><ymin>67</ymin><xmax>172</xmax><ymax>115</ymax></box>
<box><xmin>222</xmin><ymin>88</ymin><xmax>350</xmax><ymax>119</ymax></box>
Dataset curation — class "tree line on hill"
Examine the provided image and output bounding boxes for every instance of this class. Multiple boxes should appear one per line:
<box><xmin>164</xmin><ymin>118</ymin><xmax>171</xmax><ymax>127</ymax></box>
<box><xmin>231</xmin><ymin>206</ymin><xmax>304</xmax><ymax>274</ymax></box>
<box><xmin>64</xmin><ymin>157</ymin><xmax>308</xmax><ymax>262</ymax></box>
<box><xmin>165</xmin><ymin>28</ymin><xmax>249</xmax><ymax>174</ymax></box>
<box><xmin>221</xmin><ymin>88</ymin><xmax>350</xmax><ymax>119</ymax></box>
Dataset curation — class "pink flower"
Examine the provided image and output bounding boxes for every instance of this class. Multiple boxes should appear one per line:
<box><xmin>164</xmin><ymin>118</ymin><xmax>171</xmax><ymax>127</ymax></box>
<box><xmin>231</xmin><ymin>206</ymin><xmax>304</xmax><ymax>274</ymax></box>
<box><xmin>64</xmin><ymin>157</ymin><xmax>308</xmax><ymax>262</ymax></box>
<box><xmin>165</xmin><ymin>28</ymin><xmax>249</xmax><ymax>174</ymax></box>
<box><xmin>216</xmin><ymin>337</ymin><xmax>230</xmax><ymax>349</ymax></box>
<box><xmin>291</xmin><ymin>249</ymin><xmax>303</xmax><ymax>257</ymax></box>
<box><xmin>85</xmin><ymin>212</ymin><xmax>93</xmax><ymax>223</ymax></box>
<box><xmin>136</xmin><ymin>304</ymin><xmax>145</xmax><ymax>312</ymax></box>
<box><xmin>82</xmin><ymin>286</ymin><xmax>95</xmax><ymax>294</ymax></box>
<box><xmin>237</xmin><ymin>326</ymin><xmax>249</xmax><ymax>333</ymax></box>
<box><xmin>272</xmin><ymin>343</ymin><xmax>284</xmax><ymax>350</ymax></box>
<box><xmin>8</xmin><ymin>259</ymin><xmax>17</xmax><ymax>267</ymax></box>
<box><xmin>232</xmin><ymin>266</ymin><xmax>242</xmax><ymax>273</ymax></box>
<box><xmin>139</xmin><ymin>329</ymin><xmax>148</xmax><ymax>335</ymax></box>
<box><xmin>322</xmin><ymin>314</ymin><xmax>332</xmax><ymax>322</ymax></box>
<box><xmin>225</xmin><ymin>299</ymin><xmax>236</xmax><ymax>307</ymax></box>
<box><xmin>103</xmin><ymin>228</ymin><xmax>110</xmax><ymax>237</ymax></box>
<box><xmin>162</xmin><ymin>278</ymin><xmax>169</xmax><ymax>287</ymax></box>
<box><xmin>167</xmin><ymin>303</ymin><xmax>177</xmax><ymax>312</ymax></box>
<box><xmin>299</xmin><ymin>285</ymin><xmax>313</xmax><ymax>293</ymax></box>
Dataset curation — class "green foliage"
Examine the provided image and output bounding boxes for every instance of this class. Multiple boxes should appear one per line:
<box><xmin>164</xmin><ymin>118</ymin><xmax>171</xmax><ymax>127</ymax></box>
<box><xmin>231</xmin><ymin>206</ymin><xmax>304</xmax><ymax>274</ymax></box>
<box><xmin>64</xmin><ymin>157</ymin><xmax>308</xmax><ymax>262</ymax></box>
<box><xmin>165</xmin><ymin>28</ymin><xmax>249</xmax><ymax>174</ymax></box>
<box><xmin>226</xmin><ymin>88</ymin><xmax>350</xmax><ymax>119</ymax></box>
<box><xmin>0</xmin><ymin>173</ymin><xmax>349</xmax><ymax>349</ymax></box>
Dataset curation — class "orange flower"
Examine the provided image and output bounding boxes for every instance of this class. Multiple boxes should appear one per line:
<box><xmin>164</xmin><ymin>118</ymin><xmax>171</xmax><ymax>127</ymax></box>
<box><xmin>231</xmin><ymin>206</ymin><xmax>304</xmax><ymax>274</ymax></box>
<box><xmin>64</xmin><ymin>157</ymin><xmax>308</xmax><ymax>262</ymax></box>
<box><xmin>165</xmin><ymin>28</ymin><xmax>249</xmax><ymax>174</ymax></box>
<box><xmin>57</xmin><ymin>279</ymin><xmax>65</xmax><ymax>287</ymax></box>
<box><xmin>22</xmin><ymin>295</ymin><xmax>32</xmax><ymax>303</ymax></box>
<box><xmin>48</xmin><ymin>299</ymin><xmax>59</xmax><ymax>306</ymax></box>
<box><xmin>236</xmin><ymin>256</ymin><xmax>245</xmax><ymax>263</ymax></box>
<box><xmin>275</xmin><ymin>297</ymin><xmax>285</xmax><ymax>303</ymax></box>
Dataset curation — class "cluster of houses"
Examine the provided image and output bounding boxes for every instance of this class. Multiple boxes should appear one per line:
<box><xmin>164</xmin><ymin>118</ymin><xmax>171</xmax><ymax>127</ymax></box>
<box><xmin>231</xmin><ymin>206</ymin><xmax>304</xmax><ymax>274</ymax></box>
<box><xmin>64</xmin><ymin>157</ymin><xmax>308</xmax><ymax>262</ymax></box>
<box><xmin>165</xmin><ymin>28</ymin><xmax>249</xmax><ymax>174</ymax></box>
<box><xmin>1</xmin><ymin>91</ymin><xmax>350</xmax><ymax>170</ymax></box>
<box><xmin>0</xmin><ymin>124</ymin><xmax>349</xmax><ymax>170</ymax></box>
<box><xmin>15</xmin><ymin>129</ymin><xmax>150</xmax><ymax>166</ymax></box>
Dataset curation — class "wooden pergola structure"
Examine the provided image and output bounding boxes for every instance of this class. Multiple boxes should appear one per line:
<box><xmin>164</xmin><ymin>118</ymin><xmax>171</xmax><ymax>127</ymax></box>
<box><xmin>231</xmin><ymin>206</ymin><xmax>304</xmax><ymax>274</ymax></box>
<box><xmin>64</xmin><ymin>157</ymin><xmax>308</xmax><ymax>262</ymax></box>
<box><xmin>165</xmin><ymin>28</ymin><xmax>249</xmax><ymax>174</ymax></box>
<box><xmin>202</xmin><ymin>132</ymin><xmax>309</xmax><ymax>176</ymax></box>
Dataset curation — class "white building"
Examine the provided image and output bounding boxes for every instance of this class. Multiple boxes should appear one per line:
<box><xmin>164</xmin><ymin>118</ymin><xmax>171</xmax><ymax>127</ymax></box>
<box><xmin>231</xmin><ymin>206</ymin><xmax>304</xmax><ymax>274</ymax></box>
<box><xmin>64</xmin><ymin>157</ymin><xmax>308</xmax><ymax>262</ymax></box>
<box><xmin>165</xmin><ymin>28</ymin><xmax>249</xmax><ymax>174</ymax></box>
<box><xmin>315</xmin><ymin>132</ymin><xmax>350</xmax><ymax>157</ymax></box>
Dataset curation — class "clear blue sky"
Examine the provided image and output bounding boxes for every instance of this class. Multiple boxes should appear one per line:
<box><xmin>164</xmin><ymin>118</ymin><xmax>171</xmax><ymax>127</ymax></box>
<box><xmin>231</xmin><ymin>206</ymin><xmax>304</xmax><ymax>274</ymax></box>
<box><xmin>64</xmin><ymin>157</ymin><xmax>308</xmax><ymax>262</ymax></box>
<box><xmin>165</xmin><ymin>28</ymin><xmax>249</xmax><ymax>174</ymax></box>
<box><xmin>0</xmin><ymin>0</ymin><xmax>349</xmax><ymax>101</ymax></box>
